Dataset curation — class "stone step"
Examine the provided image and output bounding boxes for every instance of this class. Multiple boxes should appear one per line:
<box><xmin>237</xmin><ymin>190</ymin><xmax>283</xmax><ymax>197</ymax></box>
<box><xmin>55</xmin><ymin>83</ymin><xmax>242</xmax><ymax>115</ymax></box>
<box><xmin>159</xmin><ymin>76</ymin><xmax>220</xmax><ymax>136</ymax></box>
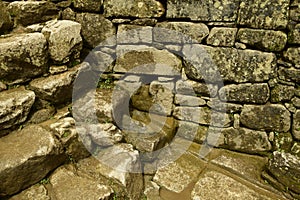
<box><xmin>0</xmin><ymin>125</ymin><xmax>66</xmax><ymax>197</ymax></box>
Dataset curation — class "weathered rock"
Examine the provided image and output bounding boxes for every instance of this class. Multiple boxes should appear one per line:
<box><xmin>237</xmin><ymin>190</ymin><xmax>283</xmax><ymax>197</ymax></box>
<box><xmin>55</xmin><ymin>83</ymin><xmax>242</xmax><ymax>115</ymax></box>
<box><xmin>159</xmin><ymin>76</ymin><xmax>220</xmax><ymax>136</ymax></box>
<box><xmin>288</xmin><ymin>24</ymin><xmax>300</xmax><ymax>44</ymax></box>
<box><xmin>206</xmin><ymin>127</ymin><xmax>272</xmax><ymax>153</ymax></box>
<box><xmin>290</xmin><ymin>3</ymin><xmax>300</xmax><ymax>22</ymax></box>
<box><xmin>0</xmin><ymin>82</ymin><xmax>6</xmax><ymax>92</ymax></box>
<box><xmin>0</xmin><ymin>87</ymin><xmax>35</xmax><ymax>131</ymax></box>
<box><xmin>183</xmin><ymin>45</ymin><xmax>276</xmax><ymax>83</ymax></box>
<box><xmin>50</xmin><ymin>165</ymin><xmax>113</xmax><ymax>200</ymax></box>
<box><xmin>173</xmin><ymin>106</ymin><xmax>232</xmax><ymax>127</ymax></box>
<box><xmin>122</xmin><ymin>110</ymin><xmax>176</xmax><ymax>152</ymax></box>
<box><xmin>293</xmin><ymin>110</ymin><xmax>300</xmax><ymax>140</ymax></box>
<box><xmin>0</xmin><ymin>1</ymin><xmax>13</xmax><ymax>34</ymax></box>
<box><xmin>154</xmin><ymin>22</ymin><xmax>209</xmax><ymax>43</ymax></box>
<box><xmin>237</xmin><ymin>28</ymin><xmax>287</xmax><ymax>51</ymax></box>
<box><xmin>219</xmin><ymin>83</ymin><xmax>270</xmax><ymax>104</ymax></box>
<box><xmin>144</xmin><ymin>179</ymin><xmax>161</xmax><ymax>200</ymax></box>
<box><xmin>278</xmin><ymin>67</ymin><xmax>300</xmax><ymax>83</ymax></box>
<box><xmin>48</xmin><ymin>117</ymin><xmax>91</xmax><ymax>160</ymax></box>
<box><xmin>284</xmin><ymin>47</ymin><xmax>300</xmax><ymax>65</ymax></box>
<box><xmin>271</xmin><ymin>84</ymin><xmax>295</xmax><ymax>102</ymax></box>
<box><xmin>29</xmin><ymin>107</ymin><xmax>56</xmax><ymax>124</ymax></box>
<box><xmin>0</xmin><ymin>125</ymin><xmax>65</xmax><ymax>197</ymax></box>
<box><xmin>176</xmin><ymin>121</ymin><xmax>207</xmax><ymax>144</ymax></box>
<box><xmin>115</xmin><ymin>46</ymin><xmax>182</xmax><ymax>75</ymax></box>
<box><xmin>61</xmin><ymin>7</ymin><xmax>76</xmax><ymax>21</ymax></box>
<box><xmin>207</xmin><ymin>99</ymin><xmax>243</xmax><ymax>113</ymax></box>
<box><xmin>238</xmin><ymin>0</ymin><xmax>289</xmax><ymax>29</ymax></box>
<box><xmin>292</xmin><ymin>97</ymin><xmax>300</xmax><ymax>108</ymax></box>
<box><xmin>104</xmin><ymin>0</ymin><xmax>164</xmax><ymax>18</ymax></box>
<box><xmin>240</xmin><ymin>104</ymin><xmax>290</xmax><ymax>132</ymax></box>
<box><xmin>166</xmin><ymin>0</ymin><xmax>240</xmax><ymax>22</ymax></box>
<box><xmin>206</xmin><ymin>27</ymin><xmax>237</xmax><ymax>47</ymax></box>
<box><xmin>29</xmin><ymin>66</ymin><xmax>79</xmax><ymax>104</ymax></box>
<box><xmin>73</xmin><ymin>0</ymin><xmax>102</xmax><ymax>12</ymax></box>
<box><xmin>49</xmin><ymin>65</ymin><xmax>68</xmax><ymax>75</ymax></box>
<box><xmin>176</xmin><ymin>80</ymin><xmax>218</xmax><ymax>97</ymax></box>
<box><xmin>117</xmin><ymin>24</ymin><xmax>152</xmax><ymax>44</ymax></box>
<box><xmin>267</xmin><ymin>151</ymin><xmax>300</xmax><ymax>194</ymax></box>
<box><xmin>174</xmin><ymin>94</ymin><xmax>206</xmax><ymax>106</ymax></box>
<box><xmin>131</xmin><ymin>18</ymin><xmax>157</xmax><ymax>26</ymax></box>
<box><xmin>153</xmin><ymin>152</ymin><xmax>206</xmax><ymax>193</ymax></box>
<box><xmin>42</xmin><ymin>20</ymin><xmax>82</xmax><ymax>63</ymax></box>
<box><xmin>9</xmin><ymin>184</ymin><xmax>50</xmax><ymax>200</ymax></box>
<box><xmin>272</xmin><ymin>131</ymin><xmax>294</xmax><ymax>152</ymax></box>
<box><xmin>75</xmin><ymin>13</ymin><xmax>116</xmax><ymax>48</ymax></box>
<box><xmin>7</xmin><ymin>1</ymin><xmax>59</xmax><ymax>26</ymax></box>
<box><xmin>192</xmin><ymin>171</ymin><xmax>272</xmax><ymax>200</ymax></box>
<box><xmin>78</xmin><ymin>144</ymin><xmax>143</xmax><ymax>199</ymax></box>
<box><xmin>0</xmin><ymin>33</ymin><xmax>48</xmax><ymax>83</ymax></box>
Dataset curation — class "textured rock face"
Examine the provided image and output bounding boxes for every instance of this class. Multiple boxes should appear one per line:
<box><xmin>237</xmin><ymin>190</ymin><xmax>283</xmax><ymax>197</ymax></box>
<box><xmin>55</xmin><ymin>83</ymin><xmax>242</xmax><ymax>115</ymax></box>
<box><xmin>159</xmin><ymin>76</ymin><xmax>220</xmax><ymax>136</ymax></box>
<box><xmin>207</xmin><ymin>127</ymin><xmax>272</xmax><ymax>153</ymax></box>
<box><xmin>73</xmin><ymin>0</ymin><xmax>102</xmax><ymax>12</ymax></box>
<box><xmin>29</xmin><ymin>66</ymin><xmax>80</xmax><ymax>104</ymax></box>
<box><xmin>7</xmin><ymin>1</ymin><xmax>59</xmax><ymax>26</ymax></box>
<box><xmin>104</xmin><ymin>0</ymin><xmax>164</xmax><ymax>18</ymax></box>
<box><xmin>0</xmin><ymin>87</ymin><xmax>35</xmax><ymax>131</ymax></box>
<box><xmin>50</xmin><ymin>165</ymin><xmax>113</xmax><ymax>200</ymax></box>
<box><xmin>192</xmin><ymin>171</ymin><xmax>272</xmax><ymax>200</ymax></box>
<box><xmin>267</xmin><ymin>151</ymin><xmax>300</xmax><ymax>194</ymax></box>
<box><xmin>154</xmin><ymin>22</ymin><xmax>209</xmax><ymax>43</ymax></box>
<box><xmin>42</xmin><ymin>20</ymin><xmax>82</xmax><ymax>63</ymax></box>
<box><xmin>278</xmin><ymin>67</ymin><xmax>300</xmax><ymax>83</ymax></box>
<box><xmin>270</xmin><ymin>84</ymin><xmax>295</xmax><ymax>102</ymax></box>
<box><xmin>183</xmin><ymin>45</ymin><xmax>276</xmax><ymax>83</ymax></box>
<box><xmin>238</xmin><ymin>0</ymin><xmax>289</xmax><ymax>29</ymax></box>
<box><xmin>293</xmin><ymin>110</ymin><xmax>300</xmax><ymax>140</ymax></box>
<box><xmin>284</xmin><ymin>47</ymin><xmax>300</xmax><ymax>65</ymax></box>
<box><xmin>288</xmin><ymin>24</ymin><xmax>300</xmax><ymax>45</ymax></box>
<box><xmin>117</xmin><ymin>25</ymin><xmax>152</xmax><ymax>44</ymax></box>
<box><xmin>9</xmin><ymin>184</ymin><xmax>50</xmax><ymax>200</ymax></box>
<box><xmin>240</xmin><ymin>104</ymin><xmax>291</xmax><ymax>132</ymax></box>
<box><xmin>218</xmin><ymin>83</ymin><xmax>270</xmax><ymax>104</ymax></box>
<box><xmin>206</xmin><ymin>27</ymin><xmax>237</xmax><ymax>47</ymax></box>
<box><xmin>0</xmin><ymin>33</ymin><xmax>48</xmax><ymax>83</ymax></box>
<box><xmin>0</xmin><ymin>1</ymin><xmax>13</xmax><ymax>34</ymax></box>
<box><xmin>166</xmin><ymin>0</ymin><xmax>240</xmax><ymax>22</ymax></box>
<box><xmin>0</xmin><ymin>125</ymin><xmax>65</xmax><ymax>197</ymax></box>
<box><xmin>115</xmin><ymin>46</ymin><xmax>182</xmax><ymax>75</ymax></box>
<box><xmin>176</xmin><ymin>80</ymin><xmax>218</xmax><ymax>97</ymax></box>
<box><xmin>237</xmin><ymin>28</ymin><xmax>287</xmax><ymax>51</ymax></box>
<box><xmin>75</xmin><ymin>13</ymin><xmax>116</xmax><ymax>48</ymax></box>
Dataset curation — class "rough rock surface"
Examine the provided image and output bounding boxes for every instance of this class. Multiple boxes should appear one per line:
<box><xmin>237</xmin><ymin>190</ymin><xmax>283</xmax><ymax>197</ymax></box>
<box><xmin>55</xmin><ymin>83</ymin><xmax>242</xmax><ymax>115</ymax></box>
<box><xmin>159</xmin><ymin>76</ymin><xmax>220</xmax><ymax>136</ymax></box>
<box><xmin>154</xmin><ymin>22</ymin><xmax>209</xmax><ymax>43</ymax></box>
<box><xmin>206</xmin><ymin>127</ymin><xmax>272</xmax><ymax>153</ymax></box>
<box><xmin>288</xmin><ymin>24</ymin><xmax>300</xmax><ymax>45</ymax></box>
<box><xmin>0</xmin><ymin>125</ymin><xmax>65</xmax><ymax>197</ymax></box>
<box><xmin>176</xmin><ymin>80</ymin><xmax>218</xmax><ymax>97</ymax></box>
<box><xmin>237</xmin><ymin>28</ymin><xmax>287</xmax><ymax>51</ymax></box>
<box><xmin>0</xmin><ymin>87</ymin><xmax>35</xmax><ymax>131</ymax></box>
<box><xmin>75</xmin><ymin>13</ymin><xmax>116</xmax><ymax>48</ymax></box>
<box><xmin>278</xmin><ymin>67</ymin><xmax>300</xmax><ymax>83</ymax></box>
<box><xmin>104</xmin><ymin>0</ymin><xmax>165</xmax><ymax>18</ymax></box>
<box><xmin>183</xmin><ymin>45</ymin><xmax>276</xmax><ymax>83</ymax></box>
<box><xmin>0</xmin><ymin>1</ymin><xmax>13</xmax><ymax>34</ymax></box>
<box><xmin>174</xmin><ymin>94</ymin><xmax>206</xmax><ymax>107</ymax></box>
<box><xmin>206</xmin><ymin>27</ymin><xmax>237</xmax><ymax>47</ymax></box>
<box><xmin>0</xmin><ymin>33</ymin><xmax>48</xmax><ymax>83</ymax></box>
<box><xmin>166</xmin><ymin>0</ymin><xmax>240</xmax><ymax>22</ymax></box>
<box><xmin>267</xmin><ymin>151</ymin><xmax>300</xmax><ymax>194</ymax></box>
<box><xmin>218</xmin><ymin>83</ymin><xmax>270</xmax><ymax>104</ymax></box>
<box><xmin>115</xmin><ymin>46</ymin><xmax>182</xmax><ymax>75</ymax></box>
<box><xmin>7</xmin><ymin>1</ymin><xmax>59</xmax><ymax>26</ymax></box>
<box><xmin>9</xmin><ymin>184</ymin><xmax>50</xmax><ymax>200</ymax></box>
<box><xmin>117</xmin><ymin>24</ymin><xmax>152</xmax><ymax>44</ymax></box>
<box><xmin>192</xmin><ymin>171</ymin><xmax>272</xmax><ymax>200</ymax></box>
<box><xmin>73</xmin><ymin>0</ymin><xmax>102</xmax><ymax>12</ymax></box>
<box><xmin>238</xmin><ymin>0</ymin><xmax>289</xmax><ymax>29</ymax></box>
<box><xmin>50</xmin><ymin>165</ymin><xmax>113</xmax><ymax>200</ymax></box>
<box><xmin>29</xmin><ymin>66</ymin><xmax>80</xmax><ymax>104</ymax></box>
<box><xmin>284</xmin><ymin>47</ymin><xmax>300</xmax><ymax>65</ymax></box>
<box><xmin>42</xmin><ymin>20</ymin><xmax>82</xmax><ymax>63</ymax></box>
<box><xmin>240</xmin><ymin>104</ymin><xmax>290</xmax><ymax>132</ymax></box>
<box><xmin>293</xmin><ymin>110</ymin><xmax>300</xmax><ymax>140</ymax></box>
<box><xmin>270</xmin><ymin>84</ymin><xmax>295</xmax><ymax>102</ymax></box>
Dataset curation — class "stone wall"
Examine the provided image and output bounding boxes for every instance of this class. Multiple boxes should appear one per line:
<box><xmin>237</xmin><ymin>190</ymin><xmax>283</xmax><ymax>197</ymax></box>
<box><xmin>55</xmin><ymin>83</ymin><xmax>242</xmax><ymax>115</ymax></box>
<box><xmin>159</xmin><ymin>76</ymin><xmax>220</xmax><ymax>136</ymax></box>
<box><xmin>0</xmin><ymin>0</ymin><xmax>300</xmax><ymax>199</ymax></box>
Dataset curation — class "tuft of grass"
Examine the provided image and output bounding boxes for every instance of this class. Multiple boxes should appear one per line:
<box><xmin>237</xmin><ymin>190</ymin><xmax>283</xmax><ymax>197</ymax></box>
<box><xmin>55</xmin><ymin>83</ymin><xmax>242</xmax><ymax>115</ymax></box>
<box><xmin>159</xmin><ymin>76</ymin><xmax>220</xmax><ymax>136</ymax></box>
<box><xmin>97</xmin><ymin>77</ymin><xmax>114</xmax><ymax>89</ymax></box>
<box><xmin>39</xmin><ymin>178</ymin><xmax>50</xmax><ymax>185</ymax></box>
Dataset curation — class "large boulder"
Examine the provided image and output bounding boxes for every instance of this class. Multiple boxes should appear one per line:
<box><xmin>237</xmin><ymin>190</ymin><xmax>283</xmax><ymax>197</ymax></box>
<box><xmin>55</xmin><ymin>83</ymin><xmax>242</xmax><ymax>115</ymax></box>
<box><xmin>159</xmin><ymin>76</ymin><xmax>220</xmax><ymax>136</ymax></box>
<box><xmin>0</xmin><ymin>87</ymin><xmax>35</xmax><ymax>132</ymax></box>
<box><xmin>42</xmin><ymin>20</ymin><xmax>82</xmax><ymax>64</ymax></box>
<box><xmin>0</xmin><ymin>125</ymin><xmax>65</xmax><ymax>197</ymax></box>
<box><xmin>7</xmin><ymin>1</ymin><xmax>59</xmax><ymax>26</ymax></box>
<box><xmin>0</xmin><ymin>33</ymin><xmax>48</xmax><ymax>83</ymax></box>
